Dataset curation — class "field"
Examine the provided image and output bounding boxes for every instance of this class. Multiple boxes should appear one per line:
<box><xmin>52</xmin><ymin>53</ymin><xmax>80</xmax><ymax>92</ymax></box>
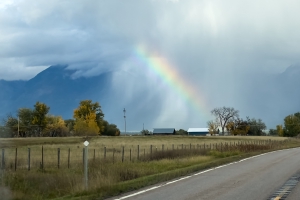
<box><xmin>0</xmin><ymin>135</ymin><xmax>297</xmax><ymax>200</ymax></box>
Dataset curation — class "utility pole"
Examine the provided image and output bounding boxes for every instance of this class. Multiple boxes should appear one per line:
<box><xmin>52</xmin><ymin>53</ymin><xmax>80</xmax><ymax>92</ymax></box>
<box><xmin>123</xmin><ymin>108</ymin><xmax>126</xmax><ymax>134</ymax></box>
<box><xmin>17</xmin><ymin>116</ymin><xmax>19</xmax><ymax>137</ymax></box>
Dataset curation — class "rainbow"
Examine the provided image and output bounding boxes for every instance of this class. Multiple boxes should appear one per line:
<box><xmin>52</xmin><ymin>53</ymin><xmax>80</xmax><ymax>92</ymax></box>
<box><xmin>133</xmin><ymin>45</ymin><xmax>211</xmax><ymax>119</ymax></box>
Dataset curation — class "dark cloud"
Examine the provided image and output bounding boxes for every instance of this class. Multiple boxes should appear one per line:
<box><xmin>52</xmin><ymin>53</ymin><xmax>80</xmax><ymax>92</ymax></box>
<box><xmin>1</xmin><ymin>0</ymin><xmax>300</xmax><ymax>128</ymax></box>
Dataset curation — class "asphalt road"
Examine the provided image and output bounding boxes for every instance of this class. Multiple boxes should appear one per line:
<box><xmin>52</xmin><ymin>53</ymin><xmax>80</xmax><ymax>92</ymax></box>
<box><xmin>286</xmin><ymin>178</ymin><xmax>300</xmax><ymax>200</ymax></box>
<box><xmin>109</xmin><ymin>148</ymin><xmax>300</xmax><ymax>200</ymax></box>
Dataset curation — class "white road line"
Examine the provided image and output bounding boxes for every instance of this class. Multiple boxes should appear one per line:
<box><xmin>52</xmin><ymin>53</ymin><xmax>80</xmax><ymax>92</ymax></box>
<box><xmin>115</xmin><ymin>186</ymin><xmax>160</xmax><ymax>200</ymax></box>
<box><xmin>114</xmin><ymin>147</ymin><xmax>299</xmax><ymax>200</ymax></box>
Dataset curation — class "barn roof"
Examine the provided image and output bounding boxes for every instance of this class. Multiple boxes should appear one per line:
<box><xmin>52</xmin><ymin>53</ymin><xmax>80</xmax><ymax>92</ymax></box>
<box><xmin>153</xmin><ymin>128</ymin><xmax>175</xmax><ymax>134</ymax></box>
<box><xmin>188</xmin><ymin>128</ymin><xmax>209</xmax><ymax>132</ymax></box>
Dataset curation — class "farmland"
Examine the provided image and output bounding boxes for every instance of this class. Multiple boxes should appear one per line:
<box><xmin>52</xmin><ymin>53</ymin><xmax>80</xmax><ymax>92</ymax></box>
<box><xmin>0</xmin><ymin>136</ymin><xmax>297</xmax><ymax>200</ymax></box>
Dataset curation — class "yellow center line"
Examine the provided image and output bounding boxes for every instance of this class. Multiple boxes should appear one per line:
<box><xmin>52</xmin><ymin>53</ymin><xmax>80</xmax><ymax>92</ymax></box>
<box><xmin>274</xmin><ymin>186</ymin><xmax>291</xmax><ymax>199</ymax></box>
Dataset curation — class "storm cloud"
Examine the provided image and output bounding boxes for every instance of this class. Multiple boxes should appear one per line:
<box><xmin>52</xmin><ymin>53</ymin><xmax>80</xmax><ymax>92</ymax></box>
<box><xmin>1</xmin><ymin>0</ymin><xmax>300</xmax><ymax>129</ymax></box>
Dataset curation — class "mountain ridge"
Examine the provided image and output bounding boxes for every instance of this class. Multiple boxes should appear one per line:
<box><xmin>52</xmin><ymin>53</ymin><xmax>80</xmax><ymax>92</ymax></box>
<box><xmin>1</xmin><ymin>64</ymin><xmax>300</xmax><ymax>130</ymax></box>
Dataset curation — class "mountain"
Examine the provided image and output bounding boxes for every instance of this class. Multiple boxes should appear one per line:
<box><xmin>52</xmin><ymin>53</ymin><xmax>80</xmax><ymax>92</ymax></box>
<box><xmin>13</xmin><ymin>65</ymin><xmax>113</xmax><ymax>117</ymax></box>
<box><xmin>0</xmin><ymin>80</ymin><xmax>25</xmax><ymax>110</ymax></box>
<box><xmin>0</xmin><ymin>65</ymin><xmax>112</xmax><ymax>123</ymax></box>
<box><xmin>239</xmin><ymin>64</ymin><xmax>300</xmax><ymax>128</ymax></box>
<box><xmin>0</xmin><ymin>65</ymin><xmax>163</xmax><ymax>131</ymax></box>
<box><xmin>1</xmin><ymin>64</ymin><xmax>299</xmax><ymax>131</ymax></box>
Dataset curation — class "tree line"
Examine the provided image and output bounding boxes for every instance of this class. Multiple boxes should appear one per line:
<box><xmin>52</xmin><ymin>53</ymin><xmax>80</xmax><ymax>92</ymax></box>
<box><xmin>208</xmin><ymin>106</ymin><xmax>267</xmax><ymax>136</ymax></box>
<box><xmin>269</xmin><ymin>112</ymin><xmax>300</xmax><ymax>137</ymax></box>
<box><xmin>208</xmin><ymin>106</ymin><xmax>300</xmax><ymax>137</ymax></box>
<box><xmin>2</xmin><ymin>100</ymin><xmax>120</xmax><ymax>137</ymax></box>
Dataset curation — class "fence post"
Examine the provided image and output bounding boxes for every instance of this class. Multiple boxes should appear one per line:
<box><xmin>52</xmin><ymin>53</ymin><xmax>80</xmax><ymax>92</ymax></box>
<box><xmin>93</xmin><ymin>149</ymin><xmax>95</xmax><ymax>161</ymax></box>
<box><xmin>113</xmin><ymin>148</ymin><xmax>115</xmax><ymax>164</ymax></box>
<box><xmin>190</xmin><ymin>143</ymin><xmax>192</xmax><ymax>150</ymax></box>
<box><xmin>137</xmin><ymin>145</ymin><xmax>140</xmax><ymax>160</ymax></box>
<box><xmin>162</xmin><ymin>144</ymin><xmax>164</xmax><ymax>152</ymax></box>
<box><xmin>41</xmin><ymin>146</ymin><xmax>44</xmax><ymax>170</ymax></box>
<box><xmin>172</xmin><ymin>144</ymin><xmax>174</xmax><ymax>150</ymax></box>
<box><xmin>15</xmin><ymin>148</ymin><xmax>17</xmax><ymax>171</ymax></box>
<box><xmin>83</xmin><ymin>148</ymin><xmax>85</xmax><ymax>168</ymax></box>
<box><xmin>130</xmin><ymin>149</ymin><xmax>132</xmax><ymax>161</ymax></box>
<box><xmin>182</xmin><ymin>144</ymin><xmax>183</xmax><ymax>149</ymax></box>
<box><xmin>28</xmin><ymin>148</ymin><xmax>31</xmax><ymax>171</ymax></box>
<box><xmin>83</xmin><ymin>142</ymin><xmax>89</xmax><ymax>190</ymax></box>
<box><xmin>68</xmin><ymin>148</ymin><xmax>70</xmax><ymax>169</ymax></box>
<box><xmin>122</xmin><ymin>146</ymin><xmax>124</xmax><ymax>163</ymax></box>
<box><xmin>1</xmin><ymin>149</ymin><xmax>4</xmax><ymax>170</ymax></box>
<box><xmin>57</xmin><ymin>148</ymin><xmax>60</xmax><ymax>169</ymax></box>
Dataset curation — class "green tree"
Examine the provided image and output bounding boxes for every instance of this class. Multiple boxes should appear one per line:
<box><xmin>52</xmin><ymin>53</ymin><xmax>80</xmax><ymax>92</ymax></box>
<box><xmin>211</xmin><ymin>107</ymin><xmax>239</xmax><ymax>135</ymax></box>
<box><xmin>246</xmin><ymin>117</ymin><xmax>267</xmax><ymax>136</ymax></box>
<box><xmin>283</xmin><ymin>113</ymin><xmax>300</xmax><ymax>137</ymax></box>
<box><xmin>102</xmin><ymin>120</ymin><xmax>120</xmax><ymax>136</ymax></box>
<box><xmin>32</xmin><ymin>102</ymin><xmax>50</xmax><ymax>136</ymax></box>
<box><xmin>141</xmin><ymin>129</ymin><xmax>152</xmax><ymax>135</ymax></box>
<box><xmin>4</xmin><ymin>107</ymin><xmax>39</xmax><ymax>137</ymax></box>
<box><xmin>269</xmin><ymin>129</ymin><xmax>278</xmax><ymax>136</ymax></box>
<box><xmin>105</xmin><ymin>124</ymin><xmax>121</xmax><ymax>136</ymax></box>
<box><xmin>175</xmin><ymin>129</ymin><xmax>188</xmax><ymax>135</ymax></box>
<box><xmin>295</xmin><ymin>112</ymin><xmax>300</xmax><ymax>119</ymax></box>
<box><xmin>18</xmin><ymin>108</ymin><xmax>34</xmax><ymax>137</ymax></box>
<box><xmin>3</xmin><ymin>114</ymin><xmax>17</xmax><ymax>137</ymax></box>
<box><xmin>0</xmin><ymin>126</ymin><xmax>12</xmax><ymax>138</ymax></box>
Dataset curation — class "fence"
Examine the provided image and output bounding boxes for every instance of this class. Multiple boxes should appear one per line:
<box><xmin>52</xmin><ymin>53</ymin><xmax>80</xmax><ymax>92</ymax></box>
<box><xmin>0</xmin><ymin>139</ymin><xmax>289</xmax><ymax>172</ymax></box>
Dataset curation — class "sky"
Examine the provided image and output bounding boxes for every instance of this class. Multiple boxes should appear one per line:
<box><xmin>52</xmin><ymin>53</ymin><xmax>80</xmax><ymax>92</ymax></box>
<box><xmin>1</xmin><ymin>0</ymin><xmax>300</xmax><ymax>130</ymax></box>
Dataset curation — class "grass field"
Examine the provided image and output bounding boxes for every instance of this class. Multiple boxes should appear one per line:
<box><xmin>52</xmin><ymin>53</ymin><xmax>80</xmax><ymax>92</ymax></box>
<box><xmin>0</xmin><ymin>135</ymin><xmax>296</xmax><ymax>200</ymax></box>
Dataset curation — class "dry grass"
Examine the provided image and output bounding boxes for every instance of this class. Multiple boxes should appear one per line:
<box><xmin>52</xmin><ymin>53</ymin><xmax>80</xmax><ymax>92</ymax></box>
<box><xmin>0</xmin><ymin>135</ymin><xmax>286</xmax><ymax>149</ymax></box>
<box><xmin>0</xmin><ymin>136</ymin><xmax>287</xmax><ymax>170</ymax></box>
<box><xmin>0</xmin><ymin>135</ymin><xmax>294</xmax><ymax>199</ymax></box>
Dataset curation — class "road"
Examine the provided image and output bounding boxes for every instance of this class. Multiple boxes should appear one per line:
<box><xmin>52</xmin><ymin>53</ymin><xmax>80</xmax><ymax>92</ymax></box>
<box><xmin>109</xmin><ymin>148</ymin><xmax>300</xmax><ymax>200</ymax></box>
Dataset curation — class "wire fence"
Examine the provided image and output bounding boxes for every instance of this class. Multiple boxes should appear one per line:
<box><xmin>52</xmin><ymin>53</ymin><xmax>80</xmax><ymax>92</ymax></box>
<box><xmin>0</xmin><ymin>139</ymin><xmax>289</xmax><ymax>172</ymax></box>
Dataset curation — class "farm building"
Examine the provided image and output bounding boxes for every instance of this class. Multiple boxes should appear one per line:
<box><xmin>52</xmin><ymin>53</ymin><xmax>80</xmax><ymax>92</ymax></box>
<box><xmin>188</xmin><ymin>128</ymin><xmax>209</xmax><ymax>136</ymax></box>
<box><xmin>153</xmin><ymin>128</ymin><xmax>176</xmax><ymax>135</ymax></box>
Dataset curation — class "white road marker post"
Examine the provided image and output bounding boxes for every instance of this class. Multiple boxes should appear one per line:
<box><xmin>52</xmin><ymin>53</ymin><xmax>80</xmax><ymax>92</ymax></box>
<box><xmin>83</xmin><ymin>140</ymin><xmax>89</xmax><ymax>190</ymax></box>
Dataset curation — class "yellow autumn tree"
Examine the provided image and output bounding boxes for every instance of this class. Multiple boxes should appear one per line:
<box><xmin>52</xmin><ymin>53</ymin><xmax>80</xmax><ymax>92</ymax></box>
<box><xmin>74</xmin><ymin>113</ymin><xmax>100</xmax><ymax>136</ymax></box>
<box><xmin>207</xmin><ymin>120</ymin><xmax>219</xmax><ymax>135</ymax></box>
<box><xmin>226</xmin><ymin>119</ymin><xmax>250</xmax><ymax>136</ymax></box>
<box><xmin>276</xmin><ymin>125</ymin><xmax>284</xmax><ymax>137</ymax></box>
<box><xmin>43</xmin><ymin>115</ymin><xmax>69</xmax><ymax>137</ymax></box>
<box><xmin>73</xmin><ymin>100</ymin><xmax>104</xmax><ymax>135</ymax></box>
